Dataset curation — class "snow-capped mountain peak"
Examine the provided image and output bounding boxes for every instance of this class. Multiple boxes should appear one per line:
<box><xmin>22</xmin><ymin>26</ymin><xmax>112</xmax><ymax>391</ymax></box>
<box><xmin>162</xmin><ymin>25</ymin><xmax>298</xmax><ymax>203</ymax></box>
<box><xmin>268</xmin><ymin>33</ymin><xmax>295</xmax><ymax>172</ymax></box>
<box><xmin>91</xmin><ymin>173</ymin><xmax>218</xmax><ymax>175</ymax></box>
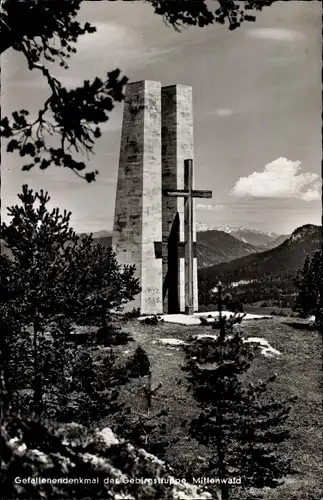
<box><xmin>195</xmin><ymin>223</ymin><xmax>285</xmax><ymax>249</ymax></box>
<box><xmin>217</xmin><ymin>225</ymin><xmax>278</xmax><ymax>238</ymax></box>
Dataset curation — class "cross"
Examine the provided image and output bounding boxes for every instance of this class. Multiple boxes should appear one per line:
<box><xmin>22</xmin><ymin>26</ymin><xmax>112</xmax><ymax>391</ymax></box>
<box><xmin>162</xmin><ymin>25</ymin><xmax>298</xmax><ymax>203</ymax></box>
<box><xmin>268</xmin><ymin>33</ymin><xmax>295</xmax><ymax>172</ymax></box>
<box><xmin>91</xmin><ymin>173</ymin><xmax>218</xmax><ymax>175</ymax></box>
<box><xmin>164</xmin><ymin>159</ymin><xmax>212</xmax><ymax>315</ymax></box>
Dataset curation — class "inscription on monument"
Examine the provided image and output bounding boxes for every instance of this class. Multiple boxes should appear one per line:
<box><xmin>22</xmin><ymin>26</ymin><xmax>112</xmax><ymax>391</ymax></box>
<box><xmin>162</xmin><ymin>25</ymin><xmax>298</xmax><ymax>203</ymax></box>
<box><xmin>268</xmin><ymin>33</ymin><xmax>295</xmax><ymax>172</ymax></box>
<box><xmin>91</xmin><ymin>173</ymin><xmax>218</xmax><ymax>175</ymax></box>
<box><xmin>145</xmin><ymin>287</ymin><xmax>162</xmax><ymax>304</ymax></box>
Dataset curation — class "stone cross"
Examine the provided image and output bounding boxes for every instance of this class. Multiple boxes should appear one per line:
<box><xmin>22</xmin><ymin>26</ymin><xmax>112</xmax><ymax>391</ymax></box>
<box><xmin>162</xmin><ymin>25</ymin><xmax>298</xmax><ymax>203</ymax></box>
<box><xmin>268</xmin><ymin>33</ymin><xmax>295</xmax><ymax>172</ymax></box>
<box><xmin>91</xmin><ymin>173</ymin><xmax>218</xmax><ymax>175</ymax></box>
<box><xmin>164</xmin><ymin>159</ymin><xmax>212</xmax><ymax>315</ymax></box>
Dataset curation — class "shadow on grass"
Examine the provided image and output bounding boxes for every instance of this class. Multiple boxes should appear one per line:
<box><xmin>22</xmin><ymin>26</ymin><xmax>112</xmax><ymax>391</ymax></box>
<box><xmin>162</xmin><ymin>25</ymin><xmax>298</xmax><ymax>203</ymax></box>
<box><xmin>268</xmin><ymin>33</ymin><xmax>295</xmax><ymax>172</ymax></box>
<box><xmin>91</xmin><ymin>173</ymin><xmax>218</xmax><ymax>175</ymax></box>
<box><xmin>282</xmin><ymin>321</ymin><xmax>317</xmax><ymax>332</ymax></box>
<box><xmin>67</xmin><ymin>324</ymin><xmax>133</xmax><ymax>347</ymax></box>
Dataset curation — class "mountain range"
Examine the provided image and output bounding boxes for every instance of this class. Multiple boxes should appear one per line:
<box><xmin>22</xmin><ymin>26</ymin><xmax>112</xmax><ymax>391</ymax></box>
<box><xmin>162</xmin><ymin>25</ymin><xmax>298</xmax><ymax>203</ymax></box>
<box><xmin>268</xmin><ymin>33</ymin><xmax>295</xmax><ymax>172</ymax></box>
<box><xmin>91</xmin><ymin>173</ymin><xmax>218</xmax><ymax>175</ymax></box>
<box><xmin>196</xmin><ymin>223</ymin><xmax>290</xmax><ymax>249</ymax></box>
<box><xmin>196</xmin><ymin>230</ymin><xmax>258</xmax><ymax>267</ymax></box>
<box><xmin>0</xmin><ymin>226</ymin><xmax>296</xmax><ymax>270</ymax></box>
<box><xmin>84</xmin><ymin>227</ymin><xmax>288</xmax><ymax>267</ymax></box>
<box><xmin>78</xmin><ymin>229</ymin><xmax>260</xmax><ymax>268</ymax></box>
<box><xmin>198</xmin><ymin>224</ymin><xmax>321</xmax><ymax>306</ymax></box>
<box><xmin>91</xmin><ymin>223</ymin><xmax>290</xmax><ymax>253</ymax></box>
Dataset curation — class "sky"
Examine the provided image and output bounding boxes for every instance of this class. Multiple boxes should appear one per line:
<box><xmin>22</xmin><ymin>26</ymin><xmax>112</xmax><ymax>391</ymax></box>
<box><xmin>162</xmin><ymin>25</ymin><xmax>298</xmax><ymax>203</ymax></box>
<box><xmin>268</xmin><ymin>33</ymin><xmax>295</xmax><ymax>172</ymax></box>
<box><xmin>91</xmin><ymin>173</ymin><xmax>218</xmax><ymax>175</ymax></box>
<box><xmin>1</xmin><ymin>0</ymin><xmax>322</xmax><ymax>235</ymax></box>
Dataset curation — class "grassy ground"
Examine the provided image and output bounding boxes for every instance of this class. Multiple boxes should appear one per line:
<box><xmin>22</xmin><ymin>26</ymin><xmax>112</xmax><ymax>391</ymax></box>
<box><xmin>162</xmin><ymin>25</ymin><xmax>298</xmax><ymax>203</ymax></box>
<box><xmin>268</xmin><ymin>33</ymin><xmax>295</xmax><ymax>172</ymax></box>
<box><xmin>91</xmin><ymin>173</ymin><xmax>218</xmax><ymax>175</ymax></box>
<box><xmin>244</xmin><ymin>305</ymin><xmax>294</xmax><ymax>316</ymax></box>
<box><xmin>100</xmin><ymin>316</ymin><xmax>322</xmax><ymax>500</ymax></box>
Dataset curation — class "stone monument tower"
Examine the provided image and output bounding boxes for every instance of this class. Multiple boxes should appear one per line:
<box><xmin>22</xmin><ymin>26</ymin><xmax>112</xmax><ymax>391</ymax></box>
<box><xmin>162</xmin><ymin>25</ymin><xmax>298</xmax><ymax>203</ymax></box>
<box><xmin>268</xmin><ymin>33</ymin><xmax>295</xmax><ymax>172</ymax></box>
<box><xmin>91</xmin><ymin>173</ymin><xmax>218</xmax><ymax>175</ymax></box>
<box><xmin>161</xmin><ymin>85</ymin><xmax>198</xmax><ymax>314</ymax></box>
<box><xmin>113</xmin><ymin>81</ymin><xmax>163</xmax><ymax>314</ymax></box>
<box><xmin>113</xmin><ymin>80</ymin><xmax>201</xmax><ymax>315</ymax></box>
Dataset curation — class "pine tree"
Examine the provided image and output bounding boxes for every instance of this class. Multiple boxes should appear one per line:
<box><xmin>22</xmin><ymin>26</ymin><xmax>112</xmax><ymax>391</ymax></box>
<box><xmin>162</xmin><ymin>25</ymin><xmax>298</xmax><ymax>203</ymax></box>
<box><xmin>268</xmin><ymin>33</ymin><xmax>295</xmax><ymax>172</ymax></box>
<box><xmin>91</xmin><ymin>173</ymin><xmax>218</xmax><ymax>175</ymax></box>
<box><xmin>185</xmin><ymin>318</ymin><xmax>294</xmax><ymax>499</ymax></box>
<box><xmin>77</xmin><ymin>243</ymin><xmax>141</xmax><ymax>328</ymax></box>
<box><xmin>295</xmin><ymin>255</ymin><xmax>312</xmax><ymax>317</ymax></box>
<box><xmin>0</xmin><ymin>185</ymin><xmax>140</xmax><ymax>417</ymax></box>
<box><xmin>115</xmin><ymin>367</ymin><xmax>180</xmax><ymax>460</ymax></box>
<box><xmin>295</xmin><ymin>251</ymin><xmax>322</xmax><ymax>325</ymax></box>
<box><xmin>1</xmin><ymin>185</ymin><xmax>78</xmax><ymax>416</ymax></box>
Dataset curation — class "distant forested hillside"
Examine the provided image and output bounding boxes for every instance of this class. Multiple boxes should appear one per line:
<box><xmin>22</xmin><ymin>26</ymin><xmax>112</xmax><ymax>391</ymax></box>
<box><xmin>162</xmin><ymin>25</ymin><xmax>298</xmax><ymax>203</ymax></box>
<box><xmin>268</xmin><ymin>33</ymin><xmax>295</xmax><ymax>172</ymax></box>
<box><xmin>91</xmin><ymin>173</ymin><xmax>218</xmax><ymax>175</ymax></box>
<box><xmin>198</xmin><ymin>224</ymin><xmax>321</xmax><ymax>307</ymax></box>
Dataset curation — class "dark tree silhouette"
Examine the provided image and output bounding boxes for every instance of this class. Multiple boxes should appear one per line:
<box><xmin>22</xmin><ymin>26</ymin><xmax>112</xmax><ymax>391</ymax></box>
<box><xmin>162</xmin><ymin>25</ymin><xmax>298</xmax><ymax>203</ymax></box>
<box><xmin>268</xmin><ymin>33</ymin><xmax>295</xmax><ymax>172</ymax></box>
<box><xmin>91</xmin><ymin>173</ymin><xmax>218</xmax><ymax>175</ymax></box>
<box><xmin>0</xmin><ymin>0</ymin><xmax>275</xmax><ymax>181</ymax></box>
<box><xmin>294</xmin><ymin>251</ymin><xmax>322</xmax><ymax>325</ymax></box>
<box><xmin>0</xmin><ymin>184</ymin><xmax>140</xmax><ymax>417</ymax></box>
<box><xmin>184</xmin><ymin>318</ymin><xmax>295</xmax><ymax>499</ymax></box>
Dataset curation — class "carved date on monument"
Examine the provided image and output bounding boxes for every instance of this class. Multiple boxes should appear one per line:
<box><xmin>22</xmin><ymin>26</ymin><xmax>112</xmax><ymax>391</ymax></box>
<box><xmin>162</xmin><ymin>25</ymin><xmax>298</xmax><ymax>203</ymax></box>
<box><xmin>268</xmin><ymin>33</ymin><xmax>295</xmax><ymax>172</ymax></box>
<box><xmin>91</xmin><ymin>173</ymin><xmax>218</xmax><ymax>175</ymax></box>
<box><xmin>146</xmin><ymin>287</ymin><xmax>161</xmax><ymax>304</ymax></box>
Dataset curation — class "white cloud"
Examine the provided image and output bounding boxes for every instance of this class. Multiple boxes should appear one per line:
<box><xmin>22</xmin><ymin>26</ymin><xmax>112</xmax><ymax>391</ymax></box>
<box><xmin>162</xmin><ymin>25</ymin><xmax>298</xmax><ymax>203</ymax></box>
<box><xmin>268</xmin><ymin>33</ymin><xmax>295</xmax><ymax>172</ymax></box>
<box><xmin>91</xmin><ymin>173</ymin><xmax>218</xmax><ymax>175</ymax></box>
<box><xmin>215</xmin><ymin>109</ymin><xmax>234</xmax><ymax>117</ymax></box>
<box><xmin>247</xmin><ymin>28</ymin><xmax>306</xmax><ymax>42</ymax></box>
<box><xmin>231</xmin><ymin>157</ymin><xmax>320</xmax><ymax>202</ymax></box>
<box><xmin>301</xmin><ymin>186</ymin><xmax>321</xmax><ymax>202</ymax></box>
<box><xmin>196</xmin><ymin>203</ymin><xmax>224</xmax><ymax>212</ymax></box>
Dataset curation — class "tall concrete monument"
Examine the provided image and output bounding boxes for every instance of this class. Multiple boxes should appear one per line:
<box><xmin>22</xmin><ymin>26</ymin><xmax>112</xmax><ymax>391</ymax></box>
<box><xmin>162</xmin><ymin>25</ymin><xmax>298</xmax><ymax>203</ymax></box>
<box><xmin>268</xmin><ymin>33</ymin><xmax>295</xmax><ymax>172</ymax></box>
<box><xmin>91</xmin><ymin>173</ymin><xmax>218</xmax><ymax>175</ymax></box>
<box><xmin>113</xmin><ymin>80</ymin><xmax>212</xmax><ymax>315</ymax></box>
<box><xmin>113</xmin><ymin>81</ymin><xmax>163</xmax><ymax>314</ymax></box>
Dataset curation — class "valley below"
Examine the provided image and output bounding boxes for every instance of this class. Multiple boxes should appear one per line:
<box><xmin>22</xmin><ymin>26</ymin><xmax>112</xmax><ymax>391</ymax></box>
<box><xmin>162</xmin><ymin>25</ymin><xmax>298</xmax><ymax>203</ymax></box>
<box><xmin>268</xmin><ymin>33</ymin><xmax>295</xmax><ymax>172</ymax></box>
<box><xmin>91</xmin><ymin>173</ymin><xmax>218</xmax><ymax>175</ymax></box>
<box><xmin>198</xmin><ymin>224</ymin><xmax>321</xmax><ymax>309</ymax></box>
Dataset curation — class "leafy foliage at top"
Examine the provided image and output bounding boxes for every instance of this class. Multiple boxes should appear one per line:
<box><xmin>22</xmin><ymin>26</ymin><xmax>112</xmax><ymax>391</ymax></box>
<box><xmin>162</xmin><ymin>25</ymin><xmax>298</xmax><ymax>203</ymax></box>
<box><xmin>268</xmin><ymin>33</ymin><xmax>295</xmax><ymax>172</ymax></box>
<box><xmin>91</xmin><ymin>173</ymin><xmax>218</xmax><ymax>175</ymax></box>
<box><xmin>149</xmin><ymin>0</ymin><xmax>275</xmax><ymax>31</ymax></box>
<box><xmin>1</xmin><ymin>72</ymin><xmax>127</xmax><ymax>183</ymax></box>
<box><xmin>1</xmin><ymin>0</ymin><xmax>275</xmax><ymax>181</ymax></box>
